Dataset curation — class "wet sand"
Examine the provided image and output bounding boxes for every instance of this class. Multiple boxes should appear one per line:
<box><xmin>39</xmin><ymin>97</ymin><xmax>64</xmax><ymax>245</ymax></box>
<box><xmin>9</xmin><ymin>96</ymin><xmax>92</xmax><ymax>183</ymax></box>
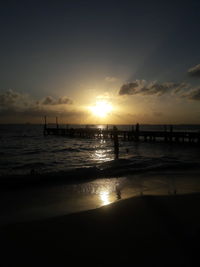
<box><xmin>1</xmin><ymin>193</ymin><xmax>200</xmax><ymax>266</ymax></box>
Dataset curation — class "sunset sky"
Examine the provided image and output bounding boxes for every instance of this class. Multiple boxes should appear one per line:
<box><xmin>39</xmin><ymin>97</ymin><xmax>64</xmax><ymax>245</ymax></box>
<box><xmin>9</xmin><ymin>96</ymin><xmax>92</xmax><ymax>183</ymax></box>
<box><xmin>0</xmin><ymin>0</ymin><xmax>200</xmax><ymax>124</ymax></box>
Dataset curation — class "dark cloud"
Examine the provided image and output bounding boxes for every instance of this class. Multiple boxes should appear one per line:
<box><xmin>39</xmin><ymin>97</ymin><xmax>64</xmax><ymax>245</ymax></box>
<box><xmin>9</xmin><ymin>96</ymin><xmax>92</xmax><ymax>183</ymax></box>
<box><xmin>119</xmin><ymin>80</ymin><xmax>188</xmax><ymax>96</ymax></box>
<box><xmin>0</xmin><ymin>90</ymin><xmax>73</xmax><ymax>109</ymax></box>
<box><xmin>119</xmin><ymin>81</ymin><xmax>144</xmax><ymax>95</ymax></box>
<box><xmin>139</xmin><ymin>82</ymin><xmax>174</xmax><ymax>96</ymax></box>
<box><xmin>0</xmin><ymin>89</ymin><xmax>75</xmax><ymax>120</ymax></box>
<box><xmin>0</xmin><ymin>105</ymin><xmax>85</xmax><ymax>121</ymax></box>
<box><xmin>172</xmin><ymin>83</ymin><xmax>190</xmax><ymax>94</ymax></box>
<box><xmin>184</xmin><ymin>88</ymin><xmax>200</xmax><ymax>101</ymax></box>
<box><xmin>0</xmin><ymin>89</ymin><xmax>25</xmax><ymax>107</ymax></box>
<box><xmin>42</xmin><ymin>96</ymin><xmax>73</xmax><ymax>105</ymax></box>
<box><xmin>188</xmin><ymin>64</ymin><xmax>200</xmax><ymax>77</ymax></box>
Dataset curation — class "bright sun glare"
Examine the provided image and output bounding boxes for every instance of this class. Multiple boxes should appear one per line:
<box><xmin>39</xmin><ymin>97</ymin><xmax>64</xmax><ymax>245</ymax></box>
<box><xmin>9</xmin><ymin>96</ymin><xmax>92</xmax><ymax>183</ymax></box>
<box><xmin>99</xmin><ymin>191</ymin><xmax>110</xmax><ymax>205</ymax></box>
<box><xmin>90</xmin><ymin>100</ymin><xmax>112</xmax><ymax>118</ymax></box>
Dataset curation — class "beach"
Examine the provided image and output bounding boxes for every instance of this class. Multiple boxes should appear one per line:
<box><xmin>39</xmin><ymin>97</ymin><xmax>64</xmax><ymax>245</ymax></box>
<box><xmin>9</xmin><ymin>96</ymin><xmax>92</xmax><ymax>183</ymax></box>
<box><xmin>1</xmin><ymin>192</ymin><xmax>200</xmax><ymax>266</ymax></box>
<box><xmin>1</xmin><ymin>124</ymin><xmax>200</xmax><ymax>266</ymax></box>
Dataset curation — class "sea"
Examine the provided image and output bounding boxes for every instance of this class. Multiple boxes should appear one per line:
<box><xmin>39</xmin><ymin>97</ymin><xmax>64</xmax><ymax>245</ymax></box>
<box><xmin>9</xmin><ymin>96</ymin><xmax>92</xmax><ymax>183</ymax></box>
<box><xmin>0</xmin><ymin>124</ymin><xmax>200</xmax><ymax>224</ymax></box>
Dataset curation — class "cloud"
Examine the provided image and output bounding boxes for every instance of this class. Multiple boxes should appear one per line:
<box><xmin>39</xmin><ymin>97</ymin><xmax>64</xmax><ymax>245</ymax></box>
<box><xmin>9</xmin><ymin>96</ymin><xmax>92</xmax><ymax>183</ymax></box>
<box><xmin>0</xmin><ymin>89</ymin><xmax>29</xmax><ymax>108</ymax></box>
<box><xmin>41</xmin><ymin>96</ymin><xmax>73</xmax><ymax>105</ymax></box>
<box><xmin>119</xmin><ymin>80</ymin><xmax>145</xmax><ymax>95</ymax></box>
<box><xmin>105</xmin><ymin>76</ymin><xmax>118</xmax><ymax>82</ymax></box>
<box><xmin>119</xmin><ymin>80</ymin><xmax>189</xmax><ymax>96</ymax></box>
<box><xmin>119</xmin><ymin>82</ymin><xmax>137</xmax><ymax>95</ymax></box>
<box><xmin>0</xmin><ymin>104</ymin><xmax>86</xmax><ymax>122</ymax></box>
<box><xmin>0</xmin><ymin>91</ymin><xmax>87</xmax><ymax>124</ymax></box>
<box><xmin>188</xmin><ymin>64</ymin><xmax>200</xmax><ymax>77</ymax></box>
<box><xmin>183</xmin><ymin>88</ymin><xmax>200</xmax><ymax>101</ymax></box>
<box><xmin>172</xmin><ymin>83</ymin><xmax>190</xmax><ymax>94</ymax></box>
<box><xmin>0</xmin><ymin>89</ymin><xmax>75</xmax><ymax>120</ymax></box>
<box><xmin>139</xmin><ymin>82</ymin><xmax>175</xmax><ymax>96</ymax></box>
<box><xmin>0</xmin><ymin>90</ymin><xmax>73</xmax><ymax>109</ymax></box>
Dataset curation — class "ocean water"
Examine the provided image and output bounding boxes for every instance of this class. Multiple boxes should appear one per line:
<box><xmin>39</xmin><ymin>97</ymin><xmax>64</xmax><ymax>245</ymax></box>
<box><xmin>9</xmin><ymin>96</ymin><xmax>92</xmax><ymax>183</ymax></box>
<box><xmin>0</xmin><ymin>124</ymin><xmax>200</xmax><ymax>176</ymax></box>
<box><xmin>0</xmin><ymin>124</ymin><xmax>200</xmax><ymax>224</ymax></box>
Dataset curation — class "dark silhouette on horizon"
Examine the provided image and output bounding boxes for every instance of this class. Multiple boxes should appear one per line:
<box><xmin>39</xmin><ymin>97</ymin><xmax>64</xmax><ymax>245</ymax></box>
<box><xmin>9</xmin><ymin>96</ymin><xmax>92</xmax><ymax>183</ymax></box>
<box><xmin>113</xmin><ymin>126</ymin><xmax>119</xmax><ymax>159</ymax></box>
<box><xmin>43</xmin><ymin>118</ymin><xmax>200</xmax><ymax>145</ymax></box>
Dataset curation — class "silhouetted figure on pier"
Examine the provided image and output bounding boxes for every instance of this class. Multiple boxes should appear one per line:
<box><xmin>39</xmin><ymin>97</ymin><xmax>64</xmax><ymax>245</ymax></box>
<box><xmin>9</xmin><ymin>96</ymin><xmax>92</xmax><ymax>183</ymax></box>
<box><xmin>113</xmin><ymin>126</ymin><xmax>119</xmax><ymax>159</ymax></box>
<box><xmin>56</xmin><ymin>117</ymin><xmax>59</xmax><ymax>129</ymax></box>
<box><xmin>44</xmin><ymin>116</ymin><xmax>47</xmax><ymax>129</ymax></box>
<box><xmin>135</xmin><ymin>123</ymin><xmax>140</xmax><ymax>141</ymax></box>
<box><xmin>43</xmin><ymin>116</ymin><xmax>47</xmax><ymax>135</ymax></box>
<box><xmin>69</xmin><ymin>128</ymin><xmax>75</xmax><ymax>137</ymax></box>
<box><xmin>135</xmin><ymin>123</ymin><xmax>140</xmax><ymax>132</ymax></box>
<box><xmin>169</xmin><ymin>125</ymin><xmax>173</xmax><ymax>143</ymax></box>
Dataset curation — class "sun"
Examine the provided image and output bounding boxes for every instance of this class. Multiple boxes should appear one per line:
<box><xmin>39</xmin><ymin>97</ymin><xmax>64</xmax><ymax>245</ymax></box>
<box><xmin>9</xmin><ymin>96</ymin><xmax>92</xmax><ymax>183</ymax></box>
<box><xmin>89</xmin><ymin>100</ymin><xmax>112</xmax><ymax>118</ymax></box>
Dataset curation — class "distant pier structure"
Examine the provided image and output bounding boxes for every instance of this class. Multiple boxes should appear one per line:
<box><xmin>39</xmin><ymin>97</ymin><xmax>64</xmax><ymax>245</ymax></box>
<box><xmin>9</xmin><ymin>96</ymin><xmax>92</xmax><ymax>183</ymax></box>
<box><xmin>43</xmin><ymin>117</ymin><xmax>200</xmax><ymax>145</ymax></box>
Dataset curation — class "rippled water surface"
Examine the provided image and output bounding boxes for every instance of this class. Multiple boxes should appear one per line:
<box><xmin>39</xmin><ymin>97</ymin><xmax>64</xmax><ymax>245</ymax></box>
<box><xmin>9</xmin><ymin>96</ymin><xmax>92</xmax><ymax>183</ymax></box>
<box><xmin>1</xmin><ymin>124</ymin><xmax>200</xmax><ymax>224</ymax></box>
<box><xmin>1</xmin><ymin>124</ymin><xmax>200</xmax><ymax>176</ymax></box>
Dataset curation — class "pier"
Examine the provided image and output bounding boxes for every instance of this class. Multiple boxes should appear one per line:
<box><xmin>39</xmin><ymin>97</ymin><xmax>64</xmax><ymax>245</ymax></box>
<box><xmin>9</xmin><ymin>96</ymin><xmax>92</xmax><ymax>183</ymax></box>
<box><xmin>43</xmin><ymin>118</ymin><xmax>200</xmax><ymax>145</ymax></box>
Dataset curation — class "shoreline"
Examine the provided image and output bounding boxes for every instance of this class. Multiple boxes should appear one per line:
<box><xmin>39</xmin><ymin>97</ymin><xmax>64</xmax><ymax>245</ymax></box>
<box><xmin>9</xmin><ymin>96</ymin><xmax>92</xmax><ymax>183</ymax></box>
<box><xmin>1</xmin><ymin>159</ymin><xmax>200</xmax><ymax>191</ymax></box>
<box><xmin>1</xmin><ymin>193</ymin><xmax>200</xmax><ymax>266</ymax></box>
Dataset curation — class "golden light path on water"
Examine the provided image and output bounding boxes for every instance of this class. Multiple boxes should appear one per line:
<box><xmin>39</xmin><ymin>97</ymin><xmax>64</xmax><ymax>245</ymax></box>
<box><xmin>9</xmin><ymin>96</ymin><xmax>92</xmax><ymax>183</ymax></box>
<box><xmin>91</xmin><ymin>140</ymin><xmax>119</xmax><ymax>206</ymax></box>
<box><xmin>99</xmin><ymin>190</ymin><xmax>111</xmax><ymax>205</ymax></box>
<box><xmin>91</xmin><ymin>139</ymin><xmax>113</xmax><ymax>162</ymax></box>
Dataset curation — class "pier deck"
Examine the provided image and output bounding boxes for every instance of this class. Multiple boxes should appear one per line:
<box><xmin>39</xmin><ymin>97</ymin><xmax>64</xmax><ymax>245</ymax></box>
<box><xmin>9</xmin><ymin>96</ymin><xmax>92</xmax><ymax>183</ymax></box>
<box><xmin>43</xmin><ymin>125</ymin><xmax>200</xmax><ymax>144</ymax></box>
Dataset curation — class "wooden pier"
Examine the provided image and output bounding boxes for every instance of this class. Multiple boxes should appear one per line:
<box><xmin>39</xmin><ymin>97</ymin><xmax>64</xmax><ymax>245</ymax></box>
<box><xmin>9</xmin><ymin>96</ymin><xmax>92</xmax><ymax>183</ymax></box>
<box><xmin>43</xmin><ymin>119</ymin><xmax>200</xmax><ymax>145</ymax></box>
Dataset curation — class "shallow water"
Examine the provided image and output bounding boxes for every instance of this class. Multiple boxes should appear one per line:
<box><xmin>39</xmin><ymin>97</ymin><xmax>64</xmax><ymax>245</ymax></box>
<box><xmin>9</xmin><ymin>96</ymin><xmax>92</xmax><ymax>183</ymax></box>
<box><xmin>1</xmin><ymin>170</ymin><xmax>200</xmax><ymax>225</ymax></box>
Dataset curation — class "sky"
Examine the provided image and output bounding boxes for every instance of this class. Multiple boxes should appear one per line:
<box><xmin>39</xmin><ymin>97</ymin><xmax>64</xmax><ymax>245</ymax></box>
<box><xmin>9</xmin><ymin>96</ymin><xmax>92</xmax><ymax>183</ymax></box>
<box><xmin>0</xmin><ymin>0</ymin><xmax>200</xmax><ymax>124</ymax></box>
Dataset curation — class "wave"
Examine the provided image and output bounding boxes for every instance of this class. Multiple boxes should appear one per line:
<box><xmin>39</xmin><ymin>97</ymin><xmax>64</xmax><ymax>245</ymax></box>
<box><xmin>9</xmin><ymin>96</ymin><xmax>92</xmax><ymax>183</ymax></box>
<box><xmin>50</xmin><ymin>146</ymin><xmax>107</xmax><ymax>153</ymax></box>
<box><xmin>11</xmin><ymin>135</ymin><xmax>38</xmax><ymax>138</ymax></box>
<box><xmin>97</xmin><ymin>156</ymin><xmax>200</xmax><ymax>175</ymax></box>
<box><xmin>12</xmin><ymin>162</ymin><xmax>46</xmax><ymax>170</ymax></box>
<box><xmin>51</xmin><ymin>148</ymin><xmax>81</xmax><ymax>153</ymax></box>
<box><xmin>22</xmin><ymin>150</ymin><xmax>44</xmax><ymax>155</ymax></box>
<box><xmin>1</xmin><ymin>156</ymin><xmax>200</xmax><ymax>190</ymax></box>
<box><xmin>52</xmin><ymin>146</ymin><xmax>102</xmax><ymax>152</ymax></box>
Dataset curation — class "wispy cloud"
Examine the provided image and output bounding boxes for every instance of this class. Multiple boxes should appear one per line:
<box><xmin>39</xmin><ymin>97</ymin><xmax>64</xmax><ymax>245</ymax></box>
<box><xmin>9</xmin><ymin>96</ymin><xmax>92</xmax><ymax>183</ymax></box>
<box><xmin>0</xmin><ymin>89</ymin><xmax>30</xmax><ymax>108</ymax></box>
<box><xmin>119</xmin><ymin>80</ymin><xmax>189</xmax><ymax>96</ymax></box>
<box><xmin>41</xmin><ymin>96</ymin><xmax>73</xmax><ymax>105</ymax></box>
<box><xmin>182</xmin><ymin>88</ymin><xmax>200</xmax><ymax>101</ymax></box>
<box><xmin>0</xmin><ymin>90</ymin><xmax>73</xmax><ymax>109</ymax></box>
<box><xmin>188</xmin><ymin>64</ymin><xmax>200</xmax><ymax>77</ymax></box>
<box><xmin>0</xmin><ymin>89</ymin><xmax>76</xmax><ymax>119</ymax></box>
<box><xmin>105</xmin><ymin>76</ymin><xmax>118</xmax><ymax>82</ymax></box>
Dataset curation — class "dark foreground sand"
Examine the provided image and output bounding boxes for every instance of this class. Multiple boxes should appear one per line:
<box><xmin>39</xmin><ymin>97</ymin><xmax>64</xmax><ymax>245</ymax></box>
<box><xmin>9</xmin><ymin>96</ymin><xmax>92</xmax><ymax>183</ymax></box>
<box><xmin>1</xmin><ymin>193</ymin><xmax>200</xmax><ymax>266</ymax></box>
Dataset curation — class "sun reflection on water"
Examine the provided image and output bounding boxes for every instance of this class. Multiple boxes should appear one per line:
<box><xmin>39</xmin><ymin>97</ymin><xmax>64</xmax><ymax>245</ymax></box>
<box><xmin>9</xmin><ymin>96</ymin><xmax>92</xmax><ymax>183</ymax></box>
<box><xmin>99</xmin><ymin>190</ymin><xmax>111</xmax><ymax>206</ymax></box>
<box><xmin>90</xmin><ymin>139</ymin><xmax>113</xmax><ymax>163</ymax></box>
<box><xmin>93</xmin><ymin>148</ymin><xmax>112</xmax><ymax>162</ymax></box>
